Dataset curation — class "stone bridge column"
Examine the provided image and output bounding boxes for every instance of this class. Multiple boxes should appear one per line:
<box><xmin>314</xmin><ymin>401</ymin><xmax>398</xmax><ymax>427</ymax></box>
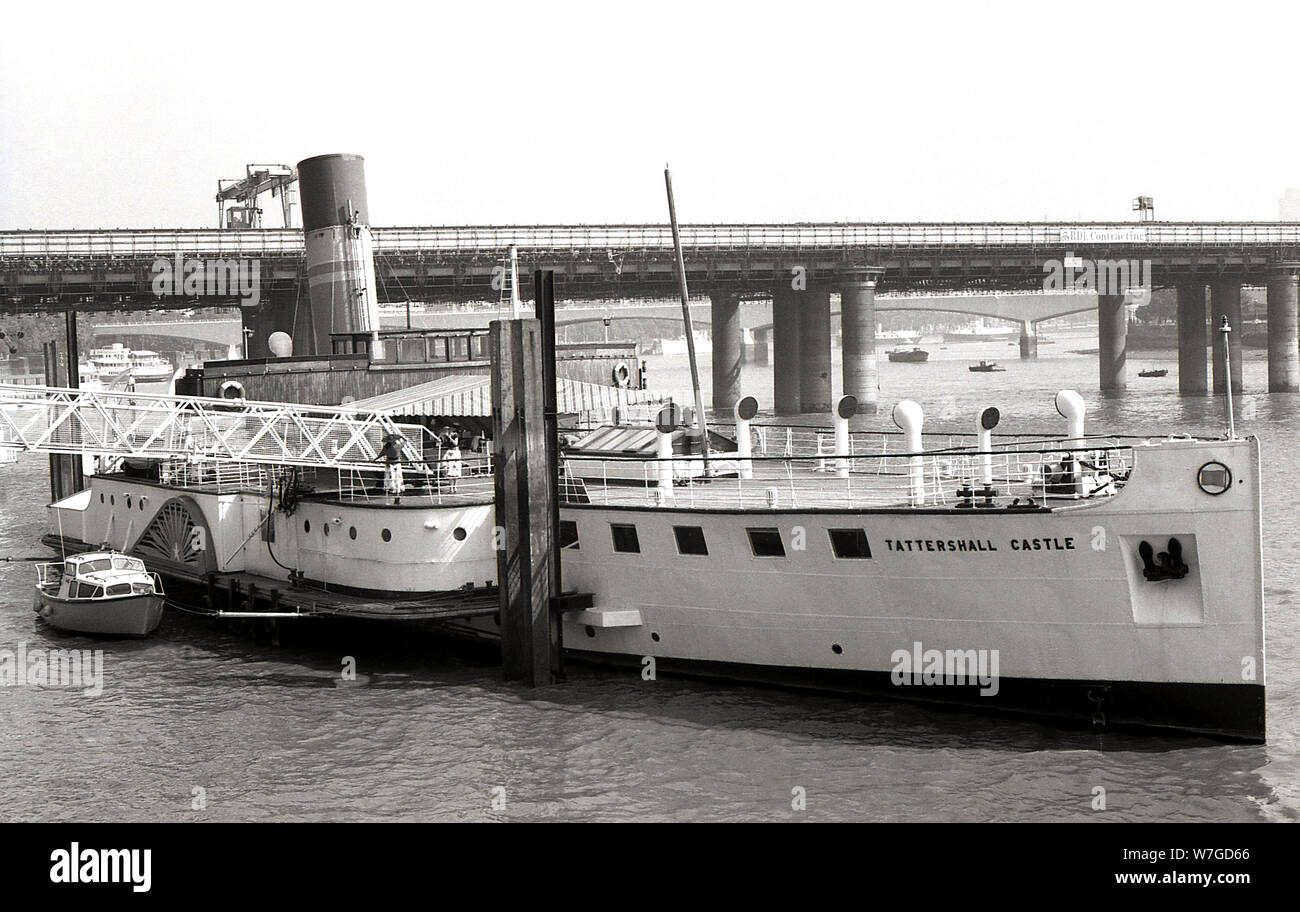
<box><xmin>1018</xmin><ymin>321</ymin><xmax>1037</xmax><ymax>359</ymax></box>
<box><xmin>1211</xmin><ymin>278</ymin><xmax>1243</xmax><ymax>395</ymax></box>
<box><xmin>710</xmin><ymin>289</ymin><xmax>743</xmax><ymax>410</ymax></box>
<box><xmin>1097</xmin><ymin>293</ymin><xmax>1128</xmax><ymax>393</ymax></box>
<box><xmin>798</xmin><ymin>285</ymin><xmax>833</xmax><ymax>413</ymax></box>
<box><xmin>1266</xmin><ymin>266</ymin><xmax>1300</xmax><ymax>392</ymax></box>
<box><xmin>841</xmin><ymin>269</ymin><xmax>882</xmax><ymax>413</ymax></box>
<box><xmin>1176</xmin><ymin>280</ymin><xmax>1208</xmax><ymax>395</ymax></box>
<box><xmin>772</xmin><ymin>285</ymin><xmax>801</xmax><ymax>415</ymax></box>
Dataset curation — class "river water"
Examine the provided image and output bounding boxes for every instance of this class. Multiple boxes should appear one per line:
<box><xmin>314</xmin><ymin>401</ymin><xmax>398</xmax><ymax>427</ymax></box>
<box><xmin>1</xmin><ymin>340</ymin><xmax>1296</xmax><ymax>822</ymax></box>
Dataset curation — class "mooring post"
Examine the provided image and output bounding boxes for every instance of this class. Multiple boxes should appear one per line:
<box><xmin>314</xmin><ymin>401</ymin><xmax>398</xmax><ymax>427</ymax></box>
<box><xmin>535</xmin><ymin>268</ymin><xmax>565</xmax><ymax>681</ymax></box>
<box><xmin>490</xmin><ymin>315</ymin><xmax>558</xmax><ymax>686</ymax></box>
<box><xmin>42</xmin><ymin>339</ymin><xmax>83</xmax><ymax>501</ymax></box>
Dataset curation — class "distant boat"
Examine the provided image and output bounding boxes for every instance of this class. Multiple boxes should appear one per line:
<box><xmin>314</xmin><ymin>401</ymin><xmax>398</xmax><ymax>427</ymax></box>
<box><xmin>968</xmin><ymin>360</ymin><xmax>1006</xmax><ymax>372</ymax></box>
<box><xmin>1069</xmin><ymin>348</ymin><xmax>1100</xmax><ymax>356</ymax></box>
<box><xmin>887</xmin><ymin>347</ymin><xmax>929</xmax><ymax>363</ymax></box>
<box><xmin>1138</xmin><ymin>367</ymin><xmax>1168</xmax><ymax>378</ymax></box>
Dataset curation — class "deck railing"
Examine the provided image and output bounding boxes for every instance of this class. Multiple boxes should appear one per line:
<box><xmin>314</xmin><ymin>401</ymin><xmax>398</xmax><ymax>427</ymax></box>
<box><xmin>561</xmin><ymin>441</ymin><xmax>1134</xmax><ymax>511</ymax></box>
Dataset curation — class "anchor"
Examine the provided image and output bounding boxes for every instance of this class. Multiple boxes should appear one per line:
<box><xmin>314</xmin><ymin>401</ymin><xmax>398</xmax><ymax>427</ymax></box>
<box><xmin>1138</xmin><ymin>537</ymin><xmax>1190</xmax><ymax>582</ymax></box>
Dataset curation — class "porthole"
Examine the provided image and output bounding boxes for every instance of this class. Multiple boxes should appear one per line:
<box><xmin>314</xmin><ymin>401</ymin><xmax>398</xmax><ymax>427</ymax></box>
<box><xmin>832</xmin><ymin>643</ymin><xmax>843</xmax><ymax>655</ymax></box>
<box><xmin>303</xmin><ymin>520</ymin><xmax>311</xmax><ymax>534</ymax></box>
<box><xmin>125</xmin><ymin>495</ymin><xmax>131</xmax><ymax>509</ymax></box>
<box><xmin>323</xmin><ymin>524</ymin><xmax>330</xmax><ymax>537</ymax></box>
<box><xmin>650</xmin><ymin>632</ymin><xmax>661</xmax><ymax>643</ymax></box>
<box><xmin>99</xmin><ymin>493</ymin><xmax>104</xmax><ymax>504</ymax></box>
<box><xmin>585</xmin><ymin>625</ymin><xmax>596</xmax><ymax>638</ymax></box>
<box><xmin>349</xmin><ymin>526</ymin><xmax>357</xmax><ymax>540</ymax></box>
<box><xmin>139</xmin><ymin>498</ymin><xmax>147</xmax><ymax>511</ymax></box>
<box><xmin>453</xmin><ymin>527</ymin><xmax>467</xmax><ymax>541</ymax></box>
<box><xmin>381</xmin><ymin>529</ymin><xmax>392</xmax><ymax>542</ymax></box>
<box><xmin>110</xmin><ymin>495</ymin><xmax>114</xmax><ymax>506</ymax></box>
<box><xmin>1197</xmin><ymin>461</ymin><xmax>1232</xmax><ymax>495</ymax></box>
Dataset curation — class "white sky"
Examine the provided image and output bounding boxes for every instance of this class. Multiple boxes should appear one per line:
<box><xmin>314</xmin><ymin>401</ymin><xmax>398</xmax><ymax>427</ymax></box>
<box><xmin>2</xmin><ymin>0</ymin><xmax>1297</xmax><ymax>228</ymax></box>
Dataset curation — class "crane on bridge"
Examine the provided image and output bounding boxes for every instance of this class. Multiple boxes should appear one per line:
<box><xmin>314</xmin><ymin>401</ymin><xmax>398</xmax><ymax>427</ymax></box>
<box><xmin>216</xmin><ymin>164</ymin><xmax>298</xmax><ymax>230</ymax></box>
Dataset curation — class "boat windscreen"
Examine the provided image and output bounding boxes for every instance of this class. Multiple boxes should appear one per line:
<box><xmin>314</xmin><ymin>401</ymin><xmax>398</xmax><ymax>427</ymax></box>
<box><xmin>80</xmin><ymin>559</ymin><xmax>112</xmax><ymax>573</ymax></box>
<box><xmin>105</xmin><ymin>584</ymin><xmax>133</xmax><ymax>596</ymax></box>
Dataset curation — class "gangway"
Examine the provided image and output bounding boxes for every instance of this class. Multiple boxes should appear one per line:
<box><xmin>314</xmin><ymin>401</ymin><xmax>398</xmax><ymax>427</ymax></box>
<box><xmin>0</xmin><ymin>383</ymin><xmax>430</xmax><ymax>470</ymax></box>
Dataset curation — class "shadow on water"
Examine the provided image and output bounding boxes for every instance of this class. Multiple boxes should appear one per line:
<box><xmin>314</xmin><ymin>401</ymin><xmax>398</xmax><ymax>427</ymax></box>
<box><xmin>155</xmin><ymin>607</ymin><xmax>1263</xmax><ymax>759</ymax></box>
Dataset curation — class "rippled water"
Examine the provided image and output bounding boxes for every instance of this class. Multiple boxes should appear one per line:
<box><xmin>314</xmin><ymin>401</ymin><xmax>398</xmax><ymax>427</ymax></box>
<box><xmin>1</xmin><ymin>342</ymin><xmax>1296</xmax><ymax>821</ymax></box>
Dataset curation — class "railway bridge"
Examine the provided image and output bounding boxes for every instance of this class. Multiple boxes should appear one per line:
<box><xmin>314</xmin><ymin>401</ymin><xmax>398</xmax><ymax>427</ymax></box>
<box><xmin>3</xmin><ymin>222</ymin><xmax>1298</xmax><ymax>412</ymax></box>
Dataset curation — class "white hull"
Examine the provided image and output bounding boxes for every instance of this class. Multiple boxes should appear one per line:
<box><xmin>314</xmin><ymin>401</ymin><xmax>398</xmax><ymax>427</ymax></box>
<box><xmin>35</xmin><ymin>591</ymin><xmax>164</xmax><ymax>637</ymax></box>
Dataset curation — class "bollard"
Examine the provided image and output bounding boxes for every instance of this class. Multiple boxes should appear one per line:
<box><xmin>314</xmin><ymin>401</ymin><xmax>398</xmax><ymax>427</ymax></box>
<box><xmin>1055</xmin><ymin>389</ymin><xmax>1086</xmax><ymax>496</ymax></box>
<box><xmin>892</xmin><ymin>399</ymin><xmax>925</xmax><ymax>505</ymax></box>
<box><xmin>834</xmin><ymin>395</ymin><xmax>857</xmax><ymax>479</ymax></box>
<box><xmin>734</xmin><ymin>396</ymin><xmax>758</xmax><ymax>480</ymax></box>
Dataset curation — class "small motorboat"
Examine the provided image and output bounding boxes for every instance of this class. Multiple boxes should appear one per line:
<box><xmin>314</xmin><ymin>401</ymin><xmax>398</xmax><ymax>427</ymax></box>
<box><xmin>1138</xmin><ymin>367</ymin><xmax>1168</xmax><ymax>378</ymax></box>
<box><xmin>35</xmin><ymin>551</ymin><xmax>165</xmax><ymax>636</ymax></box>
<box><xmin>887</xmin><ymin>347</ymin><xmax>929</xmax><ymax>363</ymax></box>
<box><xmin>968</xmin><ymin>360</ymin><xmax>1006</xmax><ymax>372</ymax></box>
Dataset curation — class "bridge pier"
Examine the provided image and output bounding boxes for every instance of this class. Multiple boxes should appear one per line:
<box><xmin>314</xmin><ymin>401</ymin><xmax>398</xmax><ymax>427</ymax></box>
<box><xmin>772</xmin><ymin>285</ymin><xmax>801</xmax><ymax>415</ymax></box>
<box><xmin>1267</xmin><ymin>267</ymin><xmax>1300</xmax><ymax>392</ymax></box>
<box><xmin>799</xmin><ymin>286</ymin><xmax>833</xmax><ymax>413</ymax></box>
<box><xmin>841</xmin><ymin>270</ymin><xmax>881</xmax><ymax>413</ymax></box>
<box><xmin>1177</xmin><ymin>280</ymin><xmax>1208</xmax><ymax>395</ymax></box>
<box><xmin>710</xmin><ymin>290</ymin><xmax>743</xmax><ymax>411</ymax></box>
<box><xmin>1211</xmin><ymin>278</ymin><xmax>1244</xmax><ymax>395</ymax></box>
<box><xmin>1097</xmin><ymin>294</ymin><xmax>1128</xmax><ymax>393</ymax></box>
<box><xmin>1018</xmin><ymin>321</ymin><xmax>1037</xmax><ymax>359</ymax></box>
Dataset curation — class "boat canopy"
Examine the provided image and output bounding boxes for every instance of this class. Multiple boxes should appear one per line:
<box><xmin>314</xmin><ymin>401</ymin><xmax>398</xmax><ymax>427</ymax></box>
<box><xmin>346</xmin><ymin>374</ymin><xmax>670</xmax><ymax>418</ymax></box>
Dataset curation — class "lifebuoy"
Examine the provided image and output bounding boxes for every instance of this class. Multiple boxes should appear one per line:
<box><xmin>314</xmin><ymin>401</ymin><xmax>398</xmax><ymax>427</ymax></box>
<box><xmin>612</xmin><ymin>362</ymin><xmax>631</xmax><ymax>388</ymax></box>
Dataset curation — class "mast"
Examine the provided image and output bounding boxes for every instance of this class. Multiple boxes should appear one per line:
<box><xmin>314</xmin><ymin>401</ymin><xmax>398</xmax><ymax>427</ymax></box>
<box><xmin>664</xmin><ymin>165</ymin><xmax>711</xmax><ymax>472</ymax></box>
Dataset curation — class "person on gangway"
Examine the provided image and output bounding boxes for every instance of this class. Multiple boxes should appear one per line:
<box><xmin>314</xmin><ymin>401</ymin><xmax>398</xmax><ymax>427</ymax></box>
<box><xmin>377</xmin><ymin>431</ymin><xmax>405</xmax><ymax>503</ymax></box>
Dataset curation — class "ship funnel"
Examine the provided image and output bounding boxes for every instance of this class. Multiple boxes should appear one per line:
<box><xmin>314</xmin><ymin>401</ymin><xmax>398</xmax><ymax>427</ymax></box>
<box><xmin>892</xmin><ymin>399</ymin><xmax>925</xmax><ymax>504</ymax></box>
<box><xmin>297</xmin><ymin>153</ymin><xmax>381</xmax><ymax>357</ymax></box>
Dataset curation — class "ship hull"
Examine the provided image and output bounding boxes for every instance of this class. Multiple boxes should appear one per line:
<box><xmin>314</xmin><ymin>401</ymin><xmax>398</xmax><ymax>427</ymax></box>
<box><xmin>34</xmin><ymin>591</ymin><xmax>164</xmax><ymax>637</ymax></box>
<box><xmin>551</xmin><ymin>437</ymin><xmax>1267</xmax><ymax>741</ymax></box>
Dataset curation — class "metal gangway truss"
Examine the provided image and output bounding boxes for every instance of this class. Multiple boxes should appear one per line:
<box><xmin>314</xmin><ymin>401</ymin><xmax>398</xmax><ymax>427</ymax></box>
<box><xmin>0</xmin><ymin>382</ymin><xmax>430</xmax><ymax>471</ymax></box>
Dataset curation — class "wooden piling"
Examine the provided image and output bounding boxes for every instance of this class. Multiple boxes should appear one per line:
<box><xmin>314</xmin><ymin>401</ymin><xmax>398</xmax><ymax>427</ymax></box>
<box><xmin>43</xmin><ymin>340</ymin><xmax>83</xmax><ymax>502</ymax></box>
<box><xmin>490</xmin><ymin>317</ymin><xmax>558</xmax><ymax>686</ymax></box>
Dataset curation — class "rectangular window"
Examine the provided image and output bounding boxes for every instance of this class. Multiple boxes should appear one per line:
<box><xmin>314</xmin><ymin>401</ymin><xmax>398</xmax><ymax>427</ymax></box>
<box><xmin>673</xmin><ymin>525</ymin><xmax>708</xmax><ymax>555</ymax></box>
<box><xmin>828</xmin><ymin>528</ymin><xmax>873</xmax><ymax>559</ymax></box>
<box><xmin>610</xmin><ymin>523</ymin><xmax>641</xmax><ymax>554</ymax></box>
<box><xmin>746</xmin><ymin>527</ymin><xmax>786</xmax><ymax>557</ymax></box>
<box><xmin>560</xmin><ymin>520</ymin><xmax>580</xmax><ymax>550</ymax></box>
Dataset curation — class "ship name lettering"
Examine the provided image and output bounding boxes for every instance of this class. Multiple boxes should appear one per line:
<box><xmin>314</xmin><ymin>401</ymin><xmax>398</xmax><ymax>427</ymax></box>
<box><xmin>1009</xmin><ymin>537</ymin><xmax>1075</xmax><ymax>552</ymax></box>
<box><xmin>884</xmin><ymin>539</ymin><xmax>997</xmax><ymax>553</ymax></box>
